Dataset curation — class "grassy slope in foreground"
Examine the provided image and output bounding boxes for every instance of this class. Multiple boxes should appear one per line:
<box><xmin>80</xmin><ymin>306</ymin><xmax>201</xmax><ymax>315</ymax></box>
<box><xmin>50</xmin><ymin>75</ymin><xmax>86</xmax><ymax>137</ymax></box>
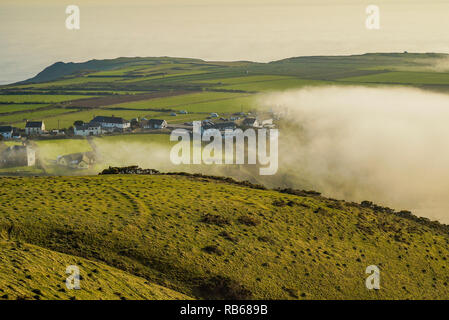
<box><xmin>0</xmin><ymin>239</ymin><xmax>190</xmax><ymax>300</ymax></box>
<box><xmin>1</xmin><ymin>174</ymin><xmax>449</xmax><ymax>299</ymax></box>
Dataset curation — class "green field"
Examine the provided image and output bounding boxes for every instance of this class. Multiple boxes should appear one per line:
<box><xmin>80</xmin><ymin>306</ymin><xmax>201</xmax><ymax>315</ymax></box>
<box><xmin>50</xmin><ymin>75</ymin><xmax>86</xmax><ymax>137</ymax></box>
<box><xmin>217</xmin><ymin>78</ymin><xmax>329</xmax><ymax>92</ymax></box>
<box><xmin>169</xmin><ymin>95</ymin><xmax>256</xmax><ymax>113</ymax></box>
<box><xmin>0</xmin><ymin>174</ymin><xmax>449</xmax><ymax>299</ymax></box>
<box><xmin>0</xmin><ymin>95</ymin><xmax>95</xmax><ymax>103</ymax></box>
<box><xmin>0</xmin><ymin>108</ymin><xmax>74</xmax><ymax>127</ymax></box>
<box><xmin>16</xmin><ymin>76</ymin><xmax>128</xmax><ymax>89</ymax></box>
<box><xmin>107</xmin><ymin>91</ymin><xmax>257</xmax><ymax>114</ymax></box>
<box><xmin>0</xmin><ymin>104</ymin><xmax>50</xmax><ymax>114</ymax></box>
<box><xmin>196</xmin><ymin>75</ymin><xmax>329</xmax><ymax>92</ymax></box>
<box><xmin>109</xmin><ymin>91</ymin><xmax>245</xmax><ymax>110</ymax></box>
<box><xmin>339</xmin><ymin>71</ymin><xmax>449</xmax><ymax>85</ymax></box>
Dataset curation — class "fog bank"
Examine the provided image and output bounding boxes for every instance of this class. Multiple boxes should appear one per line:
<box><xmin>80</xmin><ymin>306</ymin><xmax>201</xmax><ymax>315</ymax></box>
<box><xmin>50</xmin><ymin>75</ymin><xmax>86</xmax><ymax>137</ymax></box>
<box><xmin>261</xmin><ymin>86</ymin><xmax>449</xmax><ymax>222</ymax></box>
<box><xmin>38</xmin><ymin>86</ymin><xmax>449</xmax><ymax>223</ymax></box>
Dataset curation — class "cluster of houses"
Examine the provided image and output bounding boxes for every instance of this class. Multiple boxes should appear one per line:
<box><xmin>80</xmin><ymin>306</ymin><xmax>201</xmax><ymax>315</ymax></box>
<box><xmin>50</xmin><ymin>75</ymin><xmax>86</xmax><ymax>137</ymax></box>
<box><xmin>0</xmin><ymin>112</ymin><xmax>276</xmax><ymax>170</ymax></box>
<box><xmin>73</xmin><ymin>116</ymin><xmax>168</xmax><ymax>136</ymax></box>
<box><xmin>73</xmin><ymin>116</ymin><xmax>130</xmax><ymax>136</ymax></box>
<box><xmin>0</xmin><ymin>121</ymin><xmax>46</xmax><ymax>140</ymax></box>
<box><xmin>0</xmin><ymin>112</ymin><xmax>275</xmax><ymax>141</ymax></box>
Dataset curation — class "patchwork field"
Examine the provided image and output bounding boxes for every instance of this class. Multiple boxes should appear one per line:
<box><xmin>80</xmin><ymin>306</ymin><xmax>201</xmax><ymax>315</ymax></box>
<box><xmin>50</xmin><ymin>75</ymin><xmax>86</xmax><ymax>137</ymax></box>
<box><xmin>1</xmin><ymin>53</ymin><xmax>449</xmax><ymax>130</ymax></box>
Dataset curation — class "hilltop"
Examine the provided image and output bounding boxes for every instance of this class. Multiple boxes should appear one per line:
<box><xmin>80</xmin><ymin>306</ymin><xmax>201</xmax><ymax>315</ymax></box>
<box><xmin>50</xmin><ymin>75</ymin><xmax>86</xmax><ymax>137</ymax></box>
<box><xmin>18</xmin><ymin>57</ymin><xmax>210</xmax><ymax>85</ymax></box>
<box><xmin>11</xmin><ymin>52</ymin><xmax>449</xmax><ymax>85</ymax></box>
<box><xmin>1</xmin><ymin>172</ymin><xmax>449</xmax><ymax>299</ymax></box>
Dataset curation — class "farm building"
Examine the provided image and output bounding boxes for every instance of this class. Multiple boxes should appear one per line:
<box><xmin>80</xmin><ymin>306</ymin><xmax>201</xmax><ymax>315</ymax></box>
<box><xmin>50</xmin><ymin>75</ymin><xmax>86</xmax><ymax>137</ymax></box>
<box><xmin>0</xmin><ymin>145</ymin><xmax>36</xmax><ymax>168</ymax></box>
<box><xmin>130</xmin><ymin>118</ymin><xmax>140</xmax><ymax>128</ymax></box>
<box><xmin>74</xmin><ymin>123</ymin><xmax>103</xmax><ymax>136</ymax></box>
<box><xmin>140</xmin><ymin>119</ymin><xmax>167</xmax><ymax>129</ymax></box>
<box><xmin>242</xmin><ymin>117</ymin><xmax>260</xmax><ymax>128</ymax></box>
<box><xmin>206</xmin><ymin>122</ymin><xmax>237</xmax><ymax>131</ymax></box>
<box><xmin>25</xmin><ymin>121</ymin><xmax>45</xmax><ymax>135</ymax></box>
<box><xmin>90</xmin><ymin>116</ymin><xmax>130</xmax><ymax>132</ymax></box>
<box><xmin>0</xmin><ymin>126</ymin><xmax>13</xmax><ymax>139</ymax></box>
<box><xmin>11</xmin><ymin>130</ymin><xmax>21</xmax><ymax>139</ymax></box>
<box><xmin>56</xmin><ymin>152</ymin><xmax>95</xmax><ymax>169</ymax></box>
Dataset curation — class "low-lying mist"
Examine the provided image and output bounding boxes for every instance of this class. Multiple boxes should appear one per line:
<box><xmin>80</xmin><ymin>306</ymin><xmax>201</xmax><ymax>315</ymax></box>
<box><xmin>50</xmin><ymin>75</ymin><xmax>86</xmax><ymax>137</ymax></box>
<box><xmin>412</xmin><ymin>56</ymin><xmax>449</xmax><ymax>72</ymax></box>
<box><xmin>260</xmin><ymin>86</ymin><xmax>449</xmax><ymax>223</ymax></box>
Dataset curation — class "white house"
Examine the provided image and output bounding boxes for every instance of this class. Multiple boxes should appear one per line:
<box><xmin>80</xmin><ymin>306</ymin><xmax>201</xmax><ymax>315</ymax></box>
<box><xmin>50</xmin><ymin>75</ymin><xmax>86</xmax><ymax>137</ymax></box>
<box><xmin>74</xmin><ymin>123</ymin><xmax>103</xmax><ymax>136</ymax></box>
<box><xmin>0</xmin><ymin>126</ymin><xmax>13</xmax><ymax>139</ymax></box>
<box><xmin>91</xmin><ymin>116</ymin><xmax>130</xmax><ymax>131</ymax></box>
<box><xmin>25</xmin><ymin>121</ymin><xmax>45</xmax><ymax>135</ymax></box>
<box><xmin>141</xmin><ymin>119</ymin><xmax>167</xmax><ymax>129</ymax></box>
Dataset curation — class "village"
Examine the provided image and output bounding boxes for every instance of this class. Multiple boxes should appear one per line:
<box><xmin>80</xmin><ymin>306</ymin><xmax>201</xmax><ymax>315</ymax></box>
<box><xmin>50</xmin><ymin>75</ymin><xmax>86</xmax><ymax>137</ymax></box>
<box><xmin>0</xmin><ymin>112</ymin><xmax>277</xmax><ymax>171</ymax></box>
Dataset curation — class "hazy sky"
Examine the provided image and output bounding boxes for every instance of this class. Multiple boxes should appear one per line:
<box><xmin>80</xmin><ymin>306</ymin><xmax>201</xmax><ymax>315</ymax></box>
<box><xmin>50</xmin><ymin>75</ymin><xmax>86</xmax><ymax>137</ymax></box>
<box><xmin>1</xmin><ymin>0</ymin><xmax>449</xmax><ymax>84</ymax></box>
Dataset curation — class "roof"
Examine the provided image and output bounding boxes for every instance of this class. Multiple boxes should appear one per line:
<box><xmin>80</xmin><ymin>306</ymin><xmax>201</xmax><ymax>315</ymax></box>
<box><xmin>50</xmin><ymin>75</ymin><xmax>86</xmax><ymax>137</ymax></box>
<box><xmin>60</xmin><ymin>152</ymin><xmax>95</xmax><ymax>163</ymax></box>
<box><xmin>76</xmin><ymin>123</ymin><xmax>101</xmax><ymax>130</ymax></box>
<box><xmin>25</xmin><ymin>121</ymin><xmax>43</xmax><ymax>128</ymax></box>
<box><xmin>0</xmin><ymin>126</ymin><xmax>13</xmax><ymax>133</ymax></box>
<box><xmin>141</xmin><ymin>119</ymin><xmax>166</xmax><ymax>126</ymax></box>
<box><xmin>243</xmin><ymin>117</ymin><xmax>257</xmax><ymax>125</ymax></box>
<box><xmin>91</xmin><ymin>116</ymin><xmax>130</xmax><ymax>124</ymax></box>
<box><xmin>148</xmin><ymin>119</ymin><xmax>166</xmax><ymax>125</ymax></box>
<box><xmin>208</xmin><ymin>122</ymin><xmax>236</xmax><ymax>129</ymax></box>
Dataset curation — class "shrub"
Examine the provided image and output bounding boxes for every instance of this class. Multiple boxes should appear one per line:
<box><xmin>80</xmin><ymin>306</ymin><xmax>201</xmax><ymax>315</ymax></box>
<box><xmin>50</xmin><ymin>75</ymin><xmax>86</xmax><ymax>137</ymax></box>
<box><xmin>197</xmin><ymin>276</ymin><xmax>252</xmax><ymax>300</ymax></box>
<box><xmin>202</xmin><ymin>245</ymin><xmax>223</xmax><ymax>256</ymax></box>
<box><xmin>257</xmin><ymin>235</ymin><xmax>274</xmax><ymax>244</ymax></box>
<box><xmin>201</xmin><ymin>214</ymin><xmax>230</xmax><ymax>227</ymax></box>
<box><xmin>219</xmin><ymin>231</ymin><xmax>238</xmax><ymax>243</ymax></box>
<box><xmin>272</xmin><ymin>199</ymin><xmax>295</xmax><ymax>207</ymax></box>
<box><xmin>238</xmin><ymin>215</ymin><xmax>260</xmax><ymax>226</ymax></box>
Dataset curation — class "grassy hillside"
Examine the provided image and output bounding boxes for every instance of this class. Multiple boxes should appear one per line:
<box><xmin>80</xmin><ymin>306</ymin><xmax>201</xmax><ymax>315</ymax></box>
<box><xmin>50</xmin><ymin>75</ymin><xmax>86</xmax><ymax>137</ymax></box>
<box><xmin>0</xmin><ymin>239</ymin><xmax>190</xmax><ymax>300</ymax></box>
<box><xmin>1</xmin><ymin>173</ymin><xmax>449</xmax><ymax>299</ymax></box>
